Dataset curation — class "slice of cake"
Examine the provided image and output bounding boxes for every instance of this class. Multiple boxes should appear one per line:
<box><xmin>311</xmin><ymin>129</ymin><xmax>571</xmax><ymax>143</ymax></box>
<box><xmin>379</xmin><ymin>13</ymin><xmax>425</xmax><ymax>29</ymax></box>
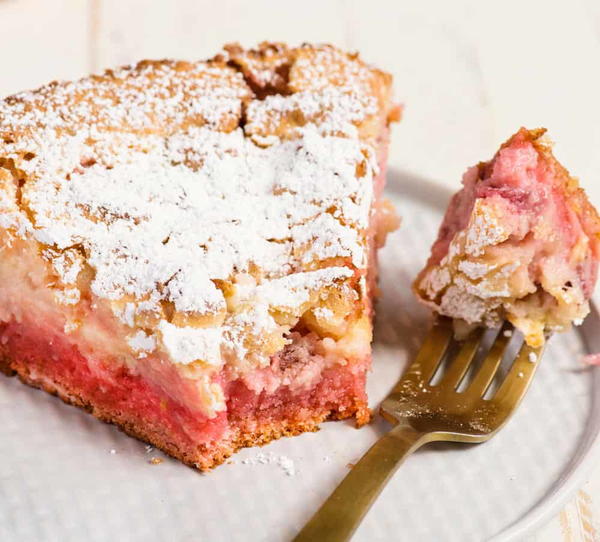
<box><xmin>415</xmin><ymin>128</ymin><xmax>600</xmax><ymax>347</ymax></box>
<box><xmin>0</xmin><ymin>43</ymin><xmax>399</xmax><ymax>470</ymax></box>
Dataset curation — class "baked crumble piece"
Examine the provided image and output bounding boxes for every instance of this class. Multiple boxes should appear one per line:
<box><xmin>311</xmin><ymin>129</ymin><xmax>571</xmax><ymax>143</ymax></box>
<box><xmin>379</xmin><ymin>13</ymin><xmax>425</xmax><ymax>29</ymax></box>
<box><xmin>0</xmin><ymin>42</ymin><xmax>399</xmax><ymax>469</ymax></box>
<box><xmin>415</xmin><ymin>128</ymin><xmax>600</xmax><ymax>346</ymax></box>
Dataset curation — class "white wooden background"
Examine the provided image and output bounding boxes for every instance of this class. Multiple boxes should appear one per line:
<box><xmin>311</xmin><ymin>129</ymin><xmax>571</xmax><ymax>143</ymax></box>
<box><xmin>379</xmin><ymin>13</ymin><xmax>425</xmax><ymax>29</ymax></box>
<box><xmin>1</xmin><ymin>1</ymin><xmax>599</xmax><ymax>540</ymax></box>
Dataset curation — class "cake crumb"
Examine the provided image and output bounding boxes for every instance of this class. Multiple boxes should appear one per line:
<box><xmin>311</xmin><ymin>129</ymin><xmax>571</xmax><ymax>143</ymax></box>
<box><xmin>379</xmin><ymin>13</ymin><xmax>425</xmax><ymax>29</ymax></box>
<box><xmin>278</xmin><ymin>455</ymin><xmax>296</xmax><ymax>476</ymax></box>
<box><xmin>503</xmin><ymin>329</ymin><xmax>512</xmax><ymax>337</ymax></box>
<box><xmin>528</xmin><ymin>352</ymin><xmax>537</xmax><ymax>363</ymax></box>
<box><xmin>149</xmin><ymin>457</ymin><xmax>163</xmax><ymax>465</ymax></box>
<box><xmin>346</xmin><ymin>462</ymin><xmax>356</xmax><ymax>469</ymax></box>
<box><xmin>582</xmin><ymin>353</ymin><xmax>600</xmax><ymax>366</ymax></box>
<box><xmin>241</xmin><ymin>452</ymin><xmax>297</xmax><ymax>476</ymax></box>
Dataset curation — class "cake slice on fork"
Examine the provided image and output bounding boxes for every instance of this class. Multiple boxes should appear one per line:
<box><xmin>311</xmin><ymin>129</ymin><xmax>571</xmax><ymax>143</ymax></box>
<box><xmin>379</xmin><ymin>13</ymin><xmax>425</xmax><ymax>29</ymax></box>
<box><xmin>415</xmin><ymin>128</ymin><xmax>600</xmax><ymax>346</ymax></box>
<box><xmin>0</xmin><ymin>42</ymin><xmax>399</xmax><ymax>470</ymax></box>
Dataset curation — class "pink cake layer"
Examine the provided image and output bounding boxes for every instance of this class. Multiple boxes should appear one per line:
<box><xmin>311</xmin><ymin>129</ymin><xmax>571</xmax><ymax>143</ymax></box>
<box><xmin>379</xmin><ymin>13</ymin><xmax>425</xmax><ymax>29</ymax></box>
<box><xmin>0</xmin><ymin>316</ymin><xmax>369</xmax><ymax>470</ymax></box>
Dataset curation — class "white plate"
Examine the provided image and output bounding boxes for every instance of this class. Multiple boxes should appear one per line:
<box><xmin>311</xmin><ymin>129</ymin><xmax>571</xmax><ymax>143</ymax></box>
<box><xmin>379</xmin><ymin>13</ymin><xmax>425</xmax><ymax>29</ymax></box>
<box><xmin>1</xmin><ymin>171</ymin><xmax>598</xmax><ymax>542</ymax></box>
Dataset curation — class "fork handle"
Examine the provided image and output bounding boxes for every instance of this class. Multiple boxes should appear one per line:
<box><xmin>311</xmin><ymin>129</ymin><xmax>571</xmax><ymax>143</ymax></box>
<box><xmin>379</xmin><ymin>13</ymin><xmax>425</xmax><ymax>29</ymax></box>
<box><xmin>293</xmin><ymin>424</ymin><xmax>430</xmax><ymax>542</ymax></box>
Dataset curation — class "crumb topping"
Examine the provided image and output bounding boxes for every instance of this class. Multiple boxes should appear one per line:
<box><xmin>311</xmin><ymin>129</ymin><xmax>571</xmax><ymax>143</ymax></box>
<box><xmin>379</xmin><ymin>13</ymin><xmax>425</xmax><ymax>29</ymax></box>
<box><xmin>0</xmin><ymin>60</ymin><xmax>250</xmax><ymax>138</ymax></box>
<box><xmin>0</xmin><ymin>43</ymin><xmax>394</xmax><ymax>376</ymax></box>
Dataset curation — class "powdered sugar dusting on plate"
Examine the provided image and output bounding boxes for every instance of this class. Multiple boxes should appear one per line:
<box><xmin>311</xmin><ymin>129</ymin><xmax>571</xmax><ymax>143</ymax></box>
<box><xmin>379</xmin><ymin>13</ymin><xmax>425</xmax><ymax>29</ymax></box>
<box><xmin>241</xmin><ymin>451</ymin><xmax>297</xmax><ymax>476</ymax></box>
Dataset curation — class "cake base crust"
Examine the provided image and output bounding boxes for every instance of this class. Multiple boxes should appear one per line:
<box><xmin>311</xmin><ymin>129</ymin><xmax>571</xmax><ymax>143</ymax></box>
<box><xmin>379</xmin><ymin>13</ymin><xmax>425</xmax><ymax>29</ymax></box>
<box><xmin>0</xmin><ymin>324</ymin><xmax>369</xmax><ymax>470</ymax></box>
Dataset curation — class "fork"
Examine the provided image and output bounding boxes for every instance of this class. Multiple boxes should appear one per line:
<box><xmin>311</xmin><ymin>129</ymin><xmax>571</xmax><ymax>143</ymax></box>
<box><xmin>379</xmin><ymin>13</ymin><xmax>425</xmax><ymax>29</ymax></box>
<box><xmin>294</xmin><ymin>316</ymin><xmax>547</xmax><ymax>542</ymax></box>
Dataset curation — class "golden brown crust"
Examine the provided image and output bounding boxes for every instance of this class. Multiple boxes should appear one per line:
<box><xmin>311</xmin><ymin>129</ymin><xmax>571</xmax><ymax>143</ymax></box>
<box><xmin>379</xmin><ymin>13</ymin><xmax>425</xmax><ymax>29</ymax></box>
<box><xmin>220</xmin><ymin>41</ymin><xmax>392</xmax><ymax>97</ymax></box>
<box><xmin>221</xmin><ymin>42</ymin><xmax>394</xmax><ymax>142</ymax></box>
<box><xmin>220</xmin><ymin>42</ymin><xmax>293</xmax><ymax>97</ymax></box>
<box><xmin>1</xmin><ymin>42</ymin><xmax>394</xmax><ymax>154</ymax></box>
<box><xmin>1</xmin><ymin>59</ymin><xmax>251</xmax><ymax>146</ymax></box>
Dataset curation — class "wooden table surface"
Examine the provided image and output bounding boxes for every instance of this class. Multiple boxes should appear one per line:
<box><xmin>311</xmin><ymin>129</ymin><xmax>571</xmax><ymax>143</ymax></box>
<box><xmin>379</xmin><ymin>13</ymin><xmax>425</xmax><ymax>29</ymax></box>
<box><xmin>1</xmin><ymin>1</ymin><xmax>598</xmax><ymax>540</ymax></box>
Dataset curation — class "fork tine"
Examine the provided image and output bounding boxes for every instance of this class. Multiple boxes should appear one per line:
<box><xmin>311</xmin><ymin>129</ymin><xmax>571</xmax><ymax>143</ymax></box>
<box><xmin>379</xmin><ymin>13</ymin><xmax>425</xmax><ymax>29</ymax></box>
<box><xmin>403</xmin><ymin>317</ymin><xmax>453</xmax><ymax>384</ymax></box>
<box><xmin>438</xmin><ymin>327</ymin><xmax>484</xmax><ymax>388</ymax></box>
<box><xmin>492</xmin><ymin>340</ymin><xmax>545</xmax><ymax>405</ymax></box>
<box><xmin>465</xmin><ymin>322</ymin><xmax>512</xmax><ymax>397</ymax></box>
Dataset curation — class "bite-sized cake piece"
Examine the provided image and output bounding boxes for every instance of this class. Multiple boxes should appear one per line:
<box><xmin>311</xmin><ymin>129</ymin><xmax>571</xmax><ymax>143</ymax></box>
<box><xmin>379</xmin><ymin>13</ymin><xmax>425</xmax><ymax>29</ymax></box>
<box><xmin>0</xmin><ymin>42</ymin><xmax>399</xmax><ymax>469</ymax></box>
<box><xmin>415</xmin><ymin>128</ymin><xmax>600</xmax><ymax>346</ymax></box>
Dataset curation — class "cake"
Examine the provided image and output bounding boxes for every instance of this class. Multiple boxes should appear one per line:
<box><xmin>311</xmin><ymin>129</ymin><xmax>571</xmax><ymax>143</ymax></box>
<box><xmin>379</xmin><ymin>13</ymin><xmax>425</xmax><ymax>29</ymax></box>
<box><xmin>0</xmin><ymin>43</ymin><xmax>399</xmax><ymax>469</ymax></box>
<box><xmin>415</xmin><ymin>128</ymin><xmax>600</xmax><ymax>346</ymax></box>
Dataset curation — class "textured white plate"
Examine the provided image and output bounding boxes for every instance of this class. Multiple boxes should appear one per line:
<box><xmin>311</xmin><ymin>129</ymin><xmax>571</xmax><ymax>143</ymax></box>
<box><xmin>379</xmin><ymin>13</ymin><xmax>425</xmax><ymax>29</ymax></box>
<box><xmin>1</xmin><ymin>170</ymin><xmax>598</xmax><ymax>542</ymax></box>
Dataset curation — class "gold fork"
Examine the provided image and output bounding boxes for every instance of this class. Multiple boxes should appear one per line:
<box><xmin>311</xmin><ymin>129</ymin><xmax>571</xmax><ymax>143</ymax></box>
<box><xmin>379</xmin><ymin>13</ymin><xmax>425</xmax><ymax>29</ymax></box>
<box><xmin>294</xmin><ymin>316</ymin><xmax>547</xmax><ymax>542</ymax></box>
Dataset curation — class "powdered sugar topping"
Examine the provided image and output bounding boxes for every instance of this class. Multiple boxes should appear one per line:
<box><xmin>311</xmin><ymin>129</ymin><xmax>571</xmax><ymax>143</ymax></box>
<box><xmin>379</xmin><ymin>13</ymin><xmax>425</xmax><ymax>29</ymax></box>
<box><xmin>0</xmin><ymin>47</ymin><xmax>384</xmax><ymax>372</ymax></box>
<box><xmin>158</xmin><ymin>322</ymin><xmax>222</xmax><ymax>366</ymax></box>
<box><xmin>246</xmin><ymin>88</ymin><xmax>377</xmax><ymax>140</ymax></box>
